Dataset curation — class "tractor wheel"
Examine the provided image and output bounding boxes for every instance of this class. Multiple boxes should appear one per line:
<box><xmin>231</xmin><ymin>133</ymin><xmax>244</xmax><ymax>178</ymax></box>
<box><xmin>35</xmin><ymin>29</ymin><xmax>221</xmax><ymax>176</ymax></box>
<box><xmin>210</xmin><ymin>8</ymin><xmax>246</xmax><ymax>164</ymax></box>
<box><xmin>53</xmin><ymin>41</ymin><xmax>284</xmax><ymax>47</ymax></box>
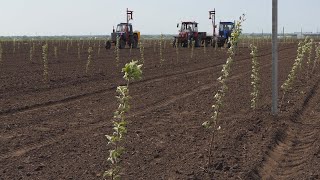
<box><xmin>119</xmin><ymin>39</ymin><xmax>126</xmax><ymax>49</ymax></box>
<box><xmin>105</xmin><ymin>41</ymin><xmax>111</xmax><ymax>49</ymax></box>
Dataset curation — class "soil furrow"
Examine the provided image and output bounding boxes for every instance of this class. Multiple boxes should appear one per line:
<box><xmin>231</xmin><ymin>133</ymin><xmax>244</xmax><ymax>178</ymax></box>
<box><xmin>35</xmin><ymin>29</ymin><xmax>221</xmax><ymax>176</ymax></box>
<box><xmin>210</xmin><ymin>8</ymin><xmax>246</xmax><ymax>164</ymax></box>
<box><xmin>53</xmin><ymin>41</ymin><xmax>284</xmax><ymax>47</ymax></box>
<box><xmin>257</xmin><ymin>77</ymin><xmax>320</xmax><ymax>179</ymax></box>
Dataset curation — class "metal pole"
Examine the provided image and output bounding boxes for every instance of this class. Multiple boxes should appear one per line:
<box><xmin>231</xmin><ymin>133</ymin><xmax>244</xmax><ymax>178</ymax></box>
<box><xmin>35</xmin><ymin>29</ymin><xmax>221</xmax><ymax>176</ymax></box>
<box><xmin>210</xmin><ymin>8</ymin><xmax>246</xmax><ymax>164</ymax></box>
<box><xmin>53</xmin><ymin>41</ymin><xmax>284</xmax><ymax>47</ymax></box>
<box><xmin>213</xmin><ymin>9</ymin><xmax>216</xmax><ymax>37</ymax></box>
<box><xmin>272</xmin><ymin>0</ymin><xmax>278</xmax><ymax>115</ymax></box>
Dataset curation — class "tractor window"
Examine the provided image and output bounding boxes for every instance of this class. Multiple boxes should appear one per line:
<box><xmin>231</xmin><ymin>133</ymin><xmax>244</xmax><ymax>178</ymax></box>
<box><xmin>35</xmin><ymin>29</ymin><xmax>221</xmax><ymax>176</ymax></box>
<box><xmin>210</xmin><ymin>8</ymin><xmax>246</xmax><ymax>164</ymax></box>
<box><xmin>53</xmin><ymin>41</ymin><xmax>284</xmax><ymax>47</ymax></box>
<box><xmin>116</xmin><ymin>24</ymin><xmax>131</xmax><ymax>32</ymax></box>
<box><xmin>181</xmin><ymin>24</ymin><xmax>187</xmax><ymax>31</ymax></box>
<box><xmin>116</xmin><ymin>25</ymin><xmax>124</xmax><ymax>32</ymax></box>
<box><xmin>182</xmin><ymin>23</ymin><xmax>198</xmax><ymax>32</ymax></box>
<box><xmin>187</xmin><ymin>25</ymin><xmax>192</xmax><ymax>32</ymax></box>
<box><xmin>194</xmin><ymin>25</ymin><xmax>198</xmax><ymax>32</ymax></box>
<box><xmin>219</xmin><ymin>24</ymin><xmax>233</xmax><ymax>31</ymax></box>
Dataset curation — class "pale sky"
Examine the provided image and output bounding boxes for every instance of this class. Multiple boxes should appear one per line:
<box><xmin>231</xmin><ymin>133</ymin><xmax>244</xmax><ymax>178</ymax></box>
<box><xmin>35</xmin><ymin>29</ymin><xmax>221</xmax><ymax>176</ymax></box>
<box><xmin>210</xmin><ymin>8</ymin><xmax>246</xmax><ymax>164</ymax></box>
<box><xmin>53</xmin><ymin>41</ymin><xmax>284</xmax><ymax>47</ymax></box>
<box><xmin>1</xmin><ymin>0</ymin><xmax>320</xmax><ymax>36</ymax></box>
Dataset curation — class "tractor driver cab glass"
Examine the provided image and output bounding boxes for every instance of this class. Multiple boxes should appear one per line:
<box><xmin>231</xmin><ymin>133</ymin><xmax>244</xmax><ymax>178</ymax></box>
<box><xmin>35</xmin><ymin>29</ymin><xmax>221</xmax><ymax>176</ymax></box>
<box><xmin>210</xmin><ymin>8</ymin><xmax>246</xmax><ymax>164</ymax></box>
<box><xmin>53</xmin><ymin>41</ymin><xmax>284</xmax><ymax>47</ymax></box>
<box><xmin>116</xmin><ymin>24</ymin><xmax>131</xmax><ymax>32</ymax></box>
<box><xmin>227</xmin><ymin>24</ymin><xmax>233</xmax><ymax>31</ymax></box>
<box><xmin>181</xmin><ymin>24</ymin><xmax>186</xmax><ymax>32</ymax></box>
<box><xmin>187</xmin><ymin>25</ymin><xmax>192</xmax><ymax>32</ymax></box>
<box><xmin>194</xmin><ymin>24</ymin><xmax>198</xmax><ymax>32</ymax></box>
<box><xmin>116</xmin><ymin>25</ymin><xmax>124</xmax><ymax>32</ymax></box>
<box><xmin>219</xmin><ymin>24</ymin><xmax>224</xmax><ymax>32</ymax></box>
<box><xmin>219</xmin><ymin>24</ymin><xmax>233</xmax><ymax>32</ymax></box>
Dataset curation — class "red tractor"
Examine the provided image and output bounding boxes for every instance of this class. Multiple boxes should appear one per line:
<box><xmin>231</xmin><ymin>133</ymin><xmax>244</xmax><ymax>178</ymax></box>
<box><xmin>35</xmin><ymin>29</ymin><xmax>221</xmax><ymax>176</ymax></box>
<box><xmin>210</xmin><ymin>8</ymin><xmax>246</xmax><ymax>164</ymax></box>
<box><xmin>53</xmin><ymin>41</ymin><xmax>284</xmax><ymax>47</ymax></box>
<box><xmin>173</xmin><ymin>21</ymin><xmax>212</xmax><ymax>48</ymax></box>
<box><xmin>173</xmin><ymin>22</ymin><xmax>202</xmax><ymax>47</ymax></box>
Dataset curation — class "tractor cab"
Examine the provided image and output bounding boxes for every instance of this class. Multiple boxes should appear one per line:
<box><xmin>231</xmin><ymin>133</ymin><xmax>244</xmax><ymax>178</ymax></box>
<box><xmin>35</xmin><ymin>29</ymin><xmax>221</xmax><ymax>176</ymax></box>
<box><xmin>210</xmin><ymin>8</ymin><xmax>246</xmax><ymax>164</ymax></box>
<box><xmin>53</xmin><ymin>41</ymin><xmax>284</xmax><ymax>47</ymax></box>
<box><xmin>174</xmin><ymin>21</ymin><xmax>201</xmax><ymax>47</ymax></box>
<box><xmin>177</xmin><ymin>22</ymin><xmax>199</xmax><ymax>41</ymax></box>
<box><xmin>179</xmin><ymin>22</ymin><xmax>198</xmax><ymax>33</ymax></box>
<box><xmin>106</xmin><ymin>8</ymin><xmax>140</xmax><ymax>49</ymax></box>
<box><xmin>109</xmin><ymin>22</ymin><xmax>139</xmax><ymax>49</ymax></box>
<box><xmin>110</xmin><ymin>23</ymin><xmax>136</xmax><ymax>48</ymax></box>
<box><xmin>115</xmin><ymin>23</ymin><xmax>133</xmax><ymax>33</ymax></box>
<box><xmin>214</xmin><ymin>21</ymin><xmax>234</xmax><ymax>48</ymax></box>
<box><xmin>219</xmin><ymin>22</ymin><xmax>234</xmax><ymax>39</ymax></box>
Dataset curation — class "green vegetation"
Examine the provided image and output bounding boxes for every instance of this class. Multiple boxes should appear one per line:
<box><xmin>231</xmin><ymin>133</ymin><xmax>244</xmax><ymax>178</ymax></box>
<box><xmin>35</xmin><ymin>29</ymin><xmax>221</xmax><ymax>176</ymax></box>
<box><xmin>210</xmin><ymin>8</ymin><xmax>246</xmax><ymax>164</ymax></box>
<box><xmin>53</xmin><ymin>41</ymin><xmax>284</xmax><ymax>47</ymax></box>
<box><xmin>115</xmin><ymin>36</ymin><xmax>120</xmax><ymax>66</ymax></box>
<box><xmin>54</xmin><ymin>46</ymin><xmax>58</xmax><ymax>59</ymax></box>
<box><xmin>139</xmin><ymin>41</ymin><xmax>145</xmax><ymax>63</ymax></box>
<box><xmin>281</xmin><ymin>37</ymin><xmax>312</xmax><ymax>95</ymax></box>
<box><xmin>202</xmin><ymin>14</ymin><xmax>245</xmax><ymax>167</ymax></box>
<box><xmin>159</xmin><ymin>34</ymin><xmax>164</xmax><ymax>65</ymax></box>
<box><xmin>104</xmin><ymin>60</ymin><xmax>143</xmax><ymax>180</ymax></box>
<box><xmin>42</xmin><ymin>43</ymin><xmax>49</xmax><ymax>82</ymax></box>
<box><xmin>249</xmin><ymin>44</ymin><xmax>260</xmax><ymax>109</ymax></box>
<box><xmin>86</xmin><ymin>47</ymin><xmax>93</xmax><ymax>74</ymax></box>
<box><xmin>313</xmin><ymin>43</ymin><xmax>320</xmax><ymax>73</ymax></box>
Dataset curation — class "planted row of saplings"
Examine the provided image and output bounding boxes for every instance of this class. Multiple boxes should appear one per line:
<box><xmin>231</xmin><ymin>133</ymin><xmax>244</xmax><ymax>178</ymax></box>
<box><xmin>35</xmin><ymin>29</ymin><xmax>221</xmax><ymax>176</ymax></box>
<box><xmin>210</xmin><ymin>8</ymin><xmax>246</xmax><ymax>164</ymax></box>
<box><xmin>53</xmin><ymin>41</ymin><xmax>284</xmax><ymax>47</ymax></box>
<box><xmin>0</xmin><ymin>39</ymin><xmax>105</xmax><ymax>62</ymax></box>
<box><xmin>103</xmin><ymin>14</ymin><xmax>246</xmax><ymax>179</ymax></box>
<box><xmin>203</xmin><ymin>35</ymin><xmax>320</xmax><ymax>173</ymax></box>
<box><xmin>36</xmin><ymin>43</ymin><xmax>98</xmax><ymax>83</ymax></box>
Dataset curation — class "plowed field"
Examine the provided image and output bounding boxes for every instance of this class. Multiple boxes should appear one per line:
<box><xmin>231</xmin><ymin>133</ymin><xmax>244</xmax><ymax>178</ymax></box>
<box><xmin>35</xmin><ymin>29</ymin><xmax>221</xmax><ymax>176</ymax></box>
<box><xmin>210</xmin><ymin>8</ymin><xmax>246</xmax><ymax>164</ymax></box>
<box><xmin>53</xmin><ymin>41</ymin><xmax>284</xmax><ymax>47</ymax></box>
<box><xmin>0</xmin><ymin>40</ymin><xmax>319</xmax><ymax>179</ymax></box>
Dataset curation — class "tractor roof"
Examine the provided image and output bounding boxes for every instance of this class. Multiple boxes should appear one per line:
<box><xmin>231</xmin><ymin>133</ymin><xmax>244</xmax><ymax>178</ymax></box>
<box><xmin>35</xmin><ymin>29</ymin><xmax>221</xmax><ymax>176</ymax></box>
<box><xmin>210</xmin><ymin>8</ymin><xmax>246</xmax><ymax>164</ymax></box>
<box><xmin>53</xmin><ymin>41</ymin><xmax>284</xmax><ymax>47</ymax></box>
<box><xmin>118</xmin><ymin>23</ymin><xmax>132</xmax><ymax>25</ymax></box>
<box><xmin>220</xmin><ymin>22</ymin><xmax>234</xmax><ymax>25</ymax></box>
<box><xmin>181</xmin><ymin>21</ymin><xmax>198</xmax><ymax>24</ymax></box>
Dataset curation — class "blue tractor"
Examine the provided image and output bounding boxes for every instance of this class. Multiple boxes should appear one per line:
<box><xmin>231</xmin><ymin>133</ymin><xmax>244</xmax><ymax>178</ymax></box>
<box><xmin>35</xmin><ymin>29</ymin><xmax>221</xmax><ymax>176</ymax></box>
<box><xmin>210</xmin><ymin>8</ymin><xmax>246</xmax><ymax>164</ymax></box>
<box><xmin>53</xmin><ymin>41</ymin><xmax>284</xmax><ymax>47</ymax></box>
<box><xmin>216</xmin><ymin>22</ymin><xmax>235</xmax><ymax>48</ymax></box>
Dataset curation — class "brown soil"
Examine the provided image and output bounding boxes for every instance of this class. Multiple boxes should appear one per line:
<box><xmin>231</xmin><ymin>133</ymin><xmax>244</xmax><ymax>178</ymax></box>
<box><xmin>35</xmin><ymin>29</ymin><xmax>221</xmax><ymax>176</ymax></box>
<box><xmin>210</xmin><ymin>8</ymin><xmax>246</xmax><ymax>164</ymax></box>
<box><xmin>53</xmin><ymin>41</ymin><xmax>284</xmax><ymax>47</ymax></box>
<box><xmin>0</xmin><ymin>40</ymin><xmax>319</xmax><ymax>180</ymax></box>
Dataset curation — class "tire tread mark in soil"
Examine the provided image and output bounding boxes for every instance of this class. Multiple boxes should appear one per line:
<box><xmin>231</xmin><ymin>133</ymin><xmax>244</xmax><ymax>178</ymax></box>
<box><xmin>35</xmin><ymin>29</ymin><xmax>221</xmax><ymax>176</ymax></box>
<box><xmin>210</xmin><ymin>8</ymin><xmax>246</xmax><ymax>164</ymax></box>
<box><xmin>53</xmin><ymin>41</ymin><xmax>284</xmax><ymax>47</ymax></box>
<box><xmin>0</xmin><ymin>46</ymin><xmax>295</xmax><ymax>116</ymax></box>
<box><xmin>251</xmin><ymin>78</ymin><xmax>320</xmax><ymax>179</ymax></box>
